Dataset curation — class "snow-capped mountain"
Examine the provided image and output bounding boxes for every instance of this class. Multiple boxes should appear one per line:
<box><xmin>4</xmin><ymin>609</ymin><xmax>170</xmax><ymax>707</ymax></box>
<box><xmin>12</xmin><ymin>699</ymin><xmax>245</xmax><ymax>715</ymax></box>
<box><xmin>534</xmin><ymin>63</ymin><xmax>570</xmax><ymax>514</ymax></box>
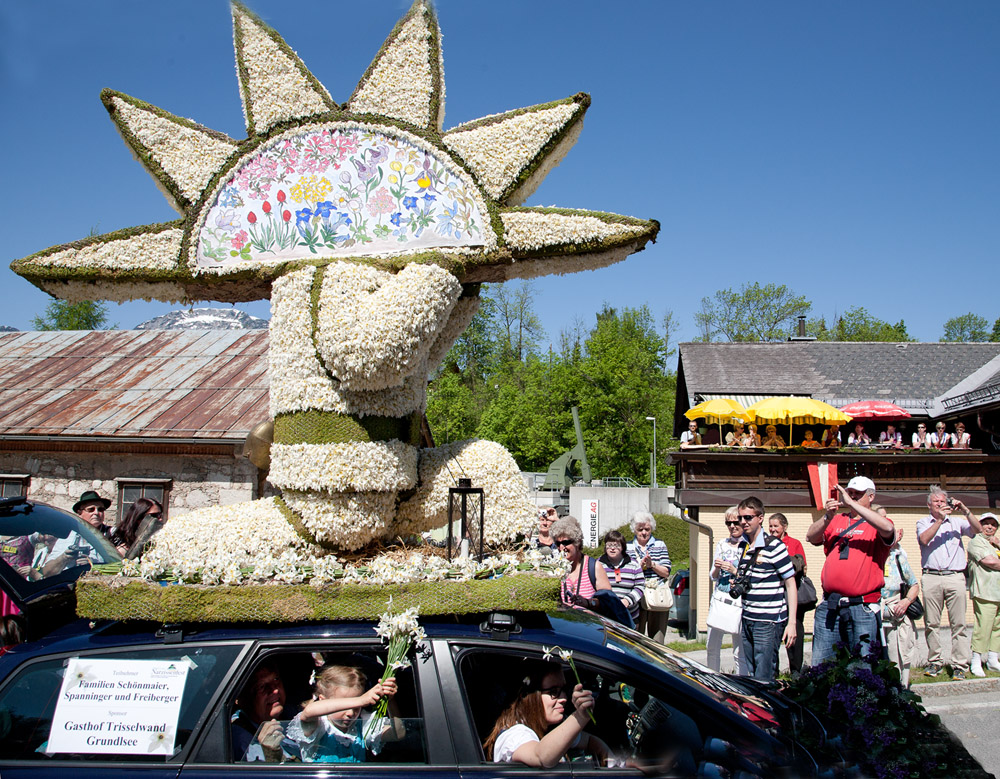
<box><xmin>136</xmin><ymin>308</ymin><xmax>268</xmax><ymax>330</ymax></box>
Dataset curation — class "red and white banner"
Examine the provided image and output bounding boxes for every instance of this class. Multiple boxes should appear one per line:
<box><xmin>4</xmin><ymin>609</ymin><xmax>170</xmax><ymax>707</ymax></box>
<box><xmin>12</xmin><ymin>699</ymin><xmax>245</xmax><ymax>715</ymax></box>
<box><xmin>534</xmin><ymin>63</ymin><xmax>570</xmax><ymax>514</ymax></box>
<box><xmin>806</xmin><ymin>461</ymin><xmax>838</xmax><ymax>510</ymax></box>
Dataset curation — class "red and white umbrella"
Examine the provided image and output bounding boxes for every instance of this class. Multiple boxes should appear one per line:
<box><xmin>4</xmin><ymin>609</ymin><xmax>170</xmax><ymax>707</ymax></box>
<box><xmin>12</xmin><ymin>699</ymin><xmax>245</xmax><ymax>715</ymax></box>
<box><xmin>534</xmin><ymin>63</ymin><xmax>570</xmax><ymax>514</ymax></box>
<box><xmin>838</xmin><ymin>400</ymin><xmax>911</xmax><ymax>421</ymax></box>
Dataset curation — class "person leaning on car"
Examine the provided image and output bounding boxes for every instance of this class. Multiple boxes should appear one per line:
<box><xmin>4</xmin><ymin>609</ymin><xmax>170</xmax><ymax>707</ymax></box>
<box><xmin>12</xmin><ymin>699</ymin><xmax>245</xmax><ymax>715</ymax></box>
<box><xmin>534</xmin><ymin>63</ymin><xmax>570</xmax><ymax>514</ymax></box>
<box><xmin>807</xmin><ymin>477</ymin><xmax>894</xmax><ymax>666</ymax></box>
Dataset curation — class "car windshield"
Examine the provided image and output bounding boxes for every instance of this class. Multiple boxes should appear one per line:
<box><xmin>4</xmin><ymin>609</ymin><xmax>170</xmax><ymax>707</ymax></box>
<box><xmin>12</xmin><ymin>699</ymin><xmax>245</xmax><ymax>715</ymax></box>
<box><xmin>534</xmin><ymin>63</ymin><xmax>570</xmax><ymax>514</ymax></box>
<box><xmin>0</xmin><ymin>498</ymin><xmax>121</xmax><ymax>603</ymax></box>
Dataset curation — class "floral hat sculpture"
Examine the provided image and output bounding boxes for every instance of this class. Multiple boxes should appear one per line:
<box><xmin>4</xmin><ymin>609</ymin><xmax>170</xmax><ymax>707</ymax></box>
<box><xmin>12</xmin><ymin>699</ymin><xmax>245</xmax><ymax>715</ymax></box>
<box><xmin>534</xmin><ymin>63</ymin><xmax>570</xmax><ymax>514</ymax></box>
<box><xmin>12</xmin><ymin>2</ymin><xmax>658</xmax><ymax>589</ymax></box>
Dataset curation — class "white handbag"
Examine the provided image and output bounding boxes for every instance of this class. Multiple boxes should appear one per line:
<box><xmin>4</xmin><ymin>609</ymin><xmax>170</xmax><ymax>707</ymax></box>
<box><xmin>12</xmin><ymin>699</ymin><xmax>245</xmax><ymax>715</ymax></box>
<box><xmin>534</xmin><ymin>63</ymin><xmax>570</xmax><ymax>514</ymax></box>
<box><xmin>641</xmin><ymin>579</ymin><xmax>674</xmax><ymax>611</ymax></box>
<box><xmin>706</xmin><ymin>589</ymin><xmax>743</xmax><ymax>633</ymax></box>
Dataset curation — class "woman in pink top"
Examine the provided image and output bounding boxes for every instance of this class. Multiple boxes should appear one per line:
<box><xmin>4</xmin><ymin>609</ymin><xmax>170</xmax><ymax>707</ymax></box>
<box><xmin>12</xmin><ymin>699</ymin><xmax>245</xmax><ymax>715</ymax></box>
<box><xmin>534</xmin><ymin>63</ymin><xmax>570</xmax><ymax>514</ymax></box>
<box><xmin>552</xmin><ymin>516</ymin><xmax>610</xmax><ymax>607</ymax></box>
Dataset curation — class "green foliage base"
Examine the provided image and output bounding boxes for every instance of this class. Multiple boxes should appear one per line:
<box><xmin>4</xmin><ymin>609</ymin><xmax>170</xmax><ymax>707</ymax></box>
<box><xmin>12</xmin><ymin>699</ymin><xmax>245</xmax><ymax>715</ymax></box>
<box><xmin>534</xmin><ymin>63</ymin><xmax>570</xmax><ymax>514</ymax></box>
<box><xmin>76</xmin><ymin>573</ymin><xmax>561</xmax><ymax>623</ymax></box>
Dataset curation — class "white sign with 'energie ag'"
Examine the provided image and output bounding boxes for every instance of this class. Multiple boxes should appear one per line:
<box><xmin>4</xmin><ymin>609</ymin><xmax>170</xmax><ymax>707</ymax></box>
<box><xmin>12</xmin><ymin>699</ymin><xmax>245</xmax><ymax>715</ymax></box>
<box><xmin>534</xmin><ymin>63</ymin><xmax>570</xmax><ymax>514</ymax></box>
<box><xmin>47</xmin><ymin>658</ymin><xmax>189</xmax><ymax>755</ymax></box>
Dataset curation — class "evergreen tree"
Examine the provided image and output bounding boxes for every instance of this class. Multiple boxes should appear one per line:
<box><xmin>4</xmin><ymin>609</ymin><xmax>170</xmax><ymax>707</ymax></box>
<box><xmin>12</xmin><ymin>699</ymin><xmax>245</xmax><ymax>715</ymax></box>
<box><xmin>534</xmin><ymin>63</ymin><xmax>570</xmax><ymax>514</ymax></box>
<box><xmin>32</xmin><ymin>300</ymin><xmax>113</xmax><ymax>331</ymax></box>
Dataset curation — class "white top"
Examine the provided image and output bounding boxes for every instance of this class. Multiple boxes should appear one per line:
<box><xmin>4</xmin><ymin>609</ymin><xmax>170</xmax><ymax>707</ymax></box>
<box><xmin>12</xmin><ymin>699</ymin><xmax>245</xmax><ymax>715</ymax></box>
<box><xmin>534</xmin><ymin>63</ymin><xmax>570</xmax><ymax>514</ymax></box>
<box><xmin>492</xmin><ymin>724</ymin><xmax>580</xmax><ymax>764</ymax></box>
<box><xmin>930</xmin><ymin>432</ymin><xmax>949</xmax><ymax>447</ymax></box>
<box><xmin>493</xmin><ymin>723</ymin><xmax>539</xmax><ymax>763</ymax></box>
<box><xmin>912</xmin><ymin>432</ymin><xmax>932</xmax><ymax>448</ymax></box>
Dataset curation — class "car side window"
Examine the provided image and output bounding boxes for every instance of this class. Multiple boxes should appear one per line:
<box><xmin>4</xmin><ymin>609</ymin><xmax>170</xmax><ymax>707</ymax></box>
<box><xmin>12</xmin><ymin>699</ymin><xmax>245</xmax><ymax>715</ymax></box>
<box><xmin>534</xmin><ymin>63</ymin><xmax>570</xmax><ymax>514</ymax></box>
<box><xmin>0</xmin><ymin>644</ymin><xmax>241</xmax><ymax>762</ymax></box>
<box><xmin>458</xmin><ymin>648</ymin><xmax>770</xmax><ymax>776</ymax></box>
<box><xmin>230</xmin><ymin>648</ymin><xmax>426</xmax><ymax>765</ymax></box>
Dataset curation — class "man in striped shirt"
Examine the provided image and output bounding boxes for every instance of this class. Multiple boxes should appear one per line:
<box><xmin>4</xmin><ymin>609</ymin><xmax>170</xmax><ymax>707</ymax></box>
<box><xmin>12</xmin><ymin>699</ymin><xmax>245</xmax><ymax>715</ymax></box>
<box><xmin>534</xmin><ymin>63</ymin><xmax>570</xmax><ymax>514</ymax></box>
<box><xmin>736</xmin><ymin>497</ymin><xmax>797</xmax><ymax>681</ymax></box>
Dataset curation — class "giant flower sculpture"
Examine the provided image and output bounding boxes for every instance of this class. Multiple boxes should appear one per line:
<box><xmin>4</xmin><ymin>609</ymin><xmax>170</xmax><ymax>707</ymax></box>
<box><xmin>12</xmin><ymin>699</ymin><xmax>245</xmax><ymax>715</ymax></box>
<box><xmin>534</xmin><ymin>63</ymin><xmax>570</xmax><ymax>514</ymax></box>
<box><xmin>12</xmin><ymin>1</ymin><xmax>658</xmax><ymax>566</ymax></box>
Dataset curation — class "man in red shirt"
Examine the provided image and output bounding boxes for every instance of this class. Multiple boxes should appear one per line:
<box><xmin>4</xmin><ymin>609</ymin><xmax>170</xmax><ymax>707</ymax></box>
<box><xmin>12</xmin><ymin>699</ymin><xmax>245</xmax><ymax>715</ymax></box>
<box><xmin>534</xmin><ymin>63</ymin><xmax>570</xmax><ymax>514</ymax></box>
<box><xmin>769</xmin><ymin>513</ymin><xmax>807</xmax><ymax>672</ymax></box>
<box><xmin>806</xmin><ymin>476</ymin><xmax>895</xmax><ymax>665</ymax></box>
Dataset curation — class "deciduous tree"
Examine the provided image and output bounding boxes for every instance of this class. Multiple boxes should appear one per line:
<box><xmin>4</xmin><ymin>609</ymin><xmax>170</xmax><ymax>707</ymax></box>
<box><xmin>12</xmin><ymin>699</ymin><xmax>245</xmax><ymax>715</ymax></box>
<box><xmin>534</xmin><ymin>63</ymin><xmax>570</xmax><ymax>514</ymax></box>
<box><xmin>811</xmin><ymin>307</ymin><xmax>912</xmax><ymax>342</ymax></box>
<box><xmin>694</xmin><ymin>283</ymin><xmax>811</xmax><ymax>342</ymax></box>
<box><xmin>942</xmin><ymin>312</ymin><xmax>990</xmax><ymax>342</ymax></box>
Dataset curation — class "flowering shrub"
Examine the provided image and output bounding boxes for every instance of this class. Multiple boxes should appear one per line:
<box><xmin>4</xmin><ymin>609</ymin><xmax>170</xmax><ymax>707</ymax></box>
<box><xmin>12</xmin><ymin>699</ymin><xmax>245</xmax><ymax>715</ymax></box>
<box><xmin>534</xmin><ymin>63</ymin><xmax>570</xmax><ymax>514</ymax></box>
<box><xmin>782</xmin><ymin>644</ymin><xmax>989</xmax><ymax>778</ymax></box>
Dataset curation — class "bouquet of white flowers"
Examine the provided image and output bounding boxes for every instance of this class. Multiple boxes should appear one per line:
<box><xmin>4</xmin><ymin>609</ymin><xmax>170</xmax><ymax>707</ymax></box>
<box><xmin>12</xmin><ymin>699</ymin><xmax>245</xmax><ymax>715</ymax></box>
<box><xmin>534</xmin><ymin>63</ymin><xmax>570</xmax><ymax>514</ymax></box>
<box><xmin>366</xmin><ymin>598</ymin><xmax>426</xmax><ymax>737</ymax></box>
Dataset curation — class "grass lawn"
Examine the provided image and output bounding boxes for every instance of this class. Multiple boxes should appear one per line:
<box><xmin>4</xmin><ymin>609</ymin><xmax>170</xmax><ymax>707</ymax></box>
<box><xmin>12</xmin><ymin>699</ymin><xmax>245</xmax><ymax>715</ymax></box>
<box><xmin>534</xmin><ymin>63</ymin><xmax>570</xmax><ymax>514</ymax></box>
<box><xmin>910</xmin><ymin>666</ymin><xmax>1000</xmax><ymax>684</ymax></box>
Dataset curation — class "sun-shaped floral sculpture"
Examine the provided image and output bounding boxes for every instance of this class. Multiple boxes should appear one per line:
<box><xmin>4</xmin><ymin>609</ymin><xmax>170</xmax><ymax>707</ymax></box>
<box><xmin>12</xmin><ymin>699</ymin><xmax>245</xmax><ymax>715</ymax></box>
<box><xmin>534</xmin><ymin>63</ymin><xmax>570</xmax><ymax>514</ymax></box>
<box><xmin>12</xmin><ymin>2</ymin><xmax>658</xmax><ymax>574</ymax></box>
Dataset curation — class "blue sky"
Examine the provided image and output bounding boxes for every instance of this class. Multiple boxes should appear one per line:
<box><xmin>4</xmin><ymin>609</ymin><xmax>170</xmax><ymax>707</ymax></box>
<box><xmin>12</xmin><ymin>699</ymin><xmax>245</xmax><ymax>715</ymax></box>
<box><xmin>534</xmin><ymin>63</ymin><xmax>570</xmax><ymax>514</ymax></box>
<box><xmin>2</xmin><ymin>1</ymin><xmax>997</xmax><ymax>346</ymax></box>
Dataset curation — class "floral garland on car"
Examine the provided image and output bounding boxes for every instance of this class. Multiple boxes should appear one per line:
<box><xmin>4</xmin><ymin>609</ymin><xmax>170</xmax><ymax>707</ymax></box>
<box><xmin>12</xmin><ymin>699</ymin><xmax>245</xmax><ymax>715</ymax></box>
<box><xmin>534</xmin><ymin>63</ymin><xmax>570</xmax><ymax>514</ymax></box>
<box><xmin>11</xmin><ymin>1</ymin><xmax>658</xmax><ymax>617</ymax></box>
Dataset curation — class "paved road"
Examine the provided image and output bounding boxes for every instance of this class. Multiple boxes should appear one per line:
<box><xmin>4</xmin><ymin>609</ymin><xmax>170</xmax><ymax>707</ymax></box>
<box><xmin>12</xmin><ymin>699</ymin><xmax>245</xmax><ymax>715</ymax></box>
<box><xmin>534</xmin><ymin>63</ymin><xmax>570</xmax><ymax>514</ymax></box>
<box><xmin>920</xmin><ymin>683</ymin><xmax>1000</xmax><ymax>776</ymax></box>
<box><xmin>672</xmin><ymin>625</ymin><xmax>998</xmax><ymax>775</ymax></box>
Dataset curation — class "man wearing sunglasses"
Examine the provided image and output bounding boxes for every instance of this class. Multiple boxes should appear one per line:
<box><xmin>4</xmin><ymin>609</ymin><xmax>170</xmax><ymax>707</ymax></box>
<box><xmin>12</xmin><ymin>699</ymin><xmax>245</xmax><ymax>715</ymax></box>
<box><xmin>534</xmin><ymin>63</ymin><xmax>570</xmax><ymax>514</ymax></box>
<box><xmin>807</xmin><ymin>476</ymin><xmax>895</xmax><ymax>665</ymax></box>
<box><xmin>735</xmin><ymin>497</ymin><xmax>797</xmax><ymax>681</ymax></box>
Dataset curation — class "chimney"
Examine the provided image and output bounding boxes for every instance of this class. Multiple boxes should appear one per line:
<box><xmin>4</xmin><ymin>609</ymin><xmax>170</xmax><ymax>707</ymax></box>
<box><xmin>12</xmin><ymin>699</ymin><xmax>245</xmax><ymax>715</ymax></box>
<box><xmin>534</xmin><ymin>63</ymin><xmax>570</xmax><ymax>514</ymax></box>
<box><xmin>788</xmin><ymin>314</ymin><xmax>816</xmax><ymax>342</ymax></box>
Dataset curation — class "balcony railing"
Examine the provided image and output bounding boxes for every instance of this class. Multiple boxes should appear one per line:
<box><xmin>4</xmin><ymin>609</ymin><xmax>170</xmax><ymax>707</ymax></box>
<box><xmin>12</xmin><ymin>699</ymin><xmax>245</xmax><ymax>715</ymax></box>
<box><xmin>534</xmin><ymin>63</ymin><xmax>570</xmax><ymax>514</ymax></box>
<box><xmin>667</xmin><ymin>448</ymin><xmax>1000</xmax><ymax>508</ymax></box>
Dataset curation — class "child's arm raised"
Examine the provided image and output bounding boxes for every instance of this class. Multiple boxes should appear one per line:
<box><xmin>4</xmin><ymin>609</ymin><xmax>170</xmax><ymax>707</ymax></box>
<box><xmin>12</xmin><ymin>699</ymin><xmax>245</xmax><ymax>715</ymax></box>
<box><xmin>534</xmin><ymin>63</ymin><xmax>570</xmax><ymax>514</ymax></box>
<box><xmin>300</xmin><ymin>678</ymin><xmax>397</xmax><ymax>722</ymax></box>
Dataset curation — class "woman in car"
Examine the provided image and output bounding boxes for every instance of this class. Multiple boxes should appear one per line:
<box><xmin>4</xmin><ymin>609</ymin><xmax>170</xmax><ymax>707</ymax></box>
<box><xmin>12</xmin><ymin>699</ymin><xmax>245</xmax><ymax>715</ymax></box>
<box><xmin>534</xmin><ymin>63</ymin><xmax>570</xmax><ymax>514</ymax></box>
<box><xmin>111</xmin><ymin>497</ymin><xmax>166</xmax><ymax>559</ymax></box>
<box><xmin>484</xmin><ymin>662</ymin><xmax>607</xmax><ymax>766</ymax></box>
<box><xmin>552</xmin><ymin>516</ymin><xmax>611</xmax><ymax>609</ymax></box>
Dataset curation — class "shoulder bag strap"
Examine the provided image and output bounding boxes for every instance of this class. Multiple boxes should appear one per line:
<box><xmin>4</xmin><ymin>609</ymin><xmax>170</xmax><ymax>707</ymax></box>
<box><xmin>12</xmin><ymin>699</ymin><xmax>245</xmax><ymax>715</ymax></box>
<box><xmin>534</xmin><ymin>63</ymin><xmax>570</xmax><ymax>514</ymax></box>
<box><xmin>587</xmin><ymin>555</ymin><xmax>597</xmax><ymax>589</ymax></box>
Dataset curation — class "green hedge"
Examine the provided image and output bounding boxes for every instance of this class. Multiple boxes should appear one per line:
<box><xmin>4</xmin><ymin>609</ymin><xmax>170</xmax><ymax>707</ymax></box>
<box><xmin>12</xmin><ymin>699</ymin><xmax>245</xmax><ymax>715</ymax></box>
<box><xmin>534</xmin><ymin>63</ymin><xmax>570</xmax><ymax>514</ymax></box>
<box><xmin>583</xmin><ymin>513</ymin><xmax>689</xmax><ymax>570</ymax></box>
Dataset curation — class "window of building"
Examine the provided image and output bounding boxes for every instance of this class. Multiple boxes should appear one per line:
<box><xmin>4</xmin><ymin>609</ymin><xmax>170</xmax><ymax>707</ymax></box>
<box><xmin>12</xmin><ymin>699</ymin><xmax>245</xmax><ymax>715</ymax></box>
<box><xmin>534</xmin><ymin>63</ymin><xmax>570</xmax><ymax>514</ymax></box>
<box><xmin>0</xmin><ymin>475</ymin><xmax>29</xmax><ymax>499</ymax></box>
<box><xmin>115</xmin><ymin>478</ymin><xmax>172</xmax><ymax>520</ymax></box>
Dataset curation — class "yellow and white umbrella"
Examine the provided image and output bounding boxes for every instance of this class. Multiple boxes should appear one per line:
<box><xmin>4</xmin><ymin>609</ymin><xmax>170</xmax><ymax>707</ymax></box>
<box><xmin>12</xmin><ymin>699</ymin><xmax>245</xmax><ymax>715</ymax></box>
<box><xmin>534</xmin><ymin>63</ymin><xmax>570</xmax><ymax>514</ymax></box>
<box><xmin>745</xmin><ymin>397</ymin><xmax>852</xmax><ymax>446</ymax></box>
<box><xmin>685</xmin><ymin>398</ymin><xmax>752</xmax><ymax>443</ymax></box>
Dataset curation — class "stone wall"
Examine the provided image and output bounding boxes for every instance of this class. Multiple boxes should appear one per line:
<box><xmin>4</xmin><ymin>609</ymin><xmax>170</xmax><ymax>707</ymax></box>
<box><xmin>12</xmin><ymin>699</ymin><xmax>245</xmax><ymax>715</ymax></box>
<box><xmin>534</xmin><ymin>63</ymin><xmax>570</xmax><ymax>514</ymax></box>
<box><xmin>0</xmin><ymin>449</ymin><xmax>261</xmax><ymax>528</ymax></box>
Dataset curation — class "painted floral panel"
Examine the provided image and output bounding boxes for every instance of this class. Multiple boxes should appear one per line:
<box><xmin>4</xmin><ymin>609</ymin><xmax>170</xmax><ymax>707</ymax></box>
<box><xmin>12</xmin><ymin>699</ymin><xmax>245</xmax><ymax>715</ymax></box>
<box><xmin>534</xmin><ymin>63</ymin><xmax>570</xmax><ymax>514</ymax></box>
<box><xmin>196</xmin><ymin>127</ymin><xmax>486</xmax><ymax>267</ymax></box>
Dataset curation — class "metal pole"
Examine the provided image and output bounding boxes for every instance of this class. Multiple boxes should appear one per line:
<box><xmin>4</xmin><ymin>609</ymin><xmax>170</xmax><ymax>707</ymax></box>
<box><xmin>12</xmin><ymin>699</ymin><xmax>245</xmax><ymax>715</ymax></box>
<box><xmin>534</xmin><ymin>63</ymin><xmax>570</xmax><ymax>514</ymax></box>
<box><xmin>646</xmin><ymin>416</ymin><xmax>657</xmax><ymax>488</ymax></box>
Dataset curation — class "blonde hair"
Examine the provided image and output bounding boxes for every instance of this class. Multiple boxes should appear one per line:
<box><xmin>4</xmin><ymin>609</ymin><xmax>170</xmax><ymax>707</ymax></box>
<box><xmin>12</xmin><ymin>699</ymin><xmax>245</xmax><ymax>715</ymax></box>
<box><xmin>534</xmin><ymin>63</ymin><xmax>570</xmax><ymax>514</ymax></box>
<box><xmin>305</xmin><ymin>664</ymin><xmax>366</xmax><ymax>707</ymax></box>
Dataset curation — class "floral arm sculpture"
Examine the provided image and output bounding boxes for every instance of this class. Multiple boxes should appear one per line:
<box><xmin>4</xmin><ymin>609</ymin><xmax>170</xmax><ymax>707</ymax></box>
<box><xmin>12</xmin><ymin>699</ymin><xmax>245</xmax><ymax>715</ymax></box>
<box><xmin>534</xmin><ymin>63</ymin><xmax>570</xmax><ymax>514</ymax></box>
<box><xmin>11</xmin><ymin>1</ymin><xmax>659</xmax><ymax>568</ymax></box>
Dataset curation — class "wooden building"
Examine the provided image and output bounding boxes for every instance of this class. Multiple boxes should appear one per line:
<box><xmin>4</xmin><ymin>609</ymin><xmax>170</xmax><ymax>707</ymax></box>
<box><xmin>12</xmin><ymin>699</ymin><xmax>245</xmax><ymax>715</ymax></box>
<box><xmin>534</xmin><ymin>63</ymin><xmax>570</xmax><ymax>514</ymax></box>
<box><xmin>671</xmin><ymin>340</ymin><xmax>1000</xmax><ymax>635</ymax></box>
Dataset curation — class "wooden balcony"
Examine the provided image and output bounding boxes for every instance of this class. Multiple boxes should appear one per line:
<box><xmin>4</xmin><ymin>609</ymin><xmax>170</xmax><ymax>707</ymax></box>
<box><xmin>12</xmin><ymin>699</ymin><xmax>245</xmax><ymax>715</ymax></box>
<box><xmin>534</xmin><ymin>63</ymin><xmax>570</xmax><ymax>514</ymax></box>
<box><xmin>667</xmin><ymin>448</ymin><xmax>1000</xmax><ymax>509</ymax></box>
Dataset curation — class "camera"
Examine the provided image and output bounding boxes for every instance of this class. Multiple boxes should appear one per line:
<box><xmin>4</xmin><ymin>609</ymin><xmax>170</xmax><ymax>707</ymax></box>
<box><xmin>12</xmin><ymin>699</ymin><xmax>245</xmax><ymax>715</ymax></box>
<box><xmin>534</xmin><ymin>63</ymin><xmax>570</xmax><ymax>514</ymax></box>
<box><xmin>729</xmin><ymin>573</ymin><xmax>752</xmax><ymax>599</ymax></box>
<box><xmin>946</xmin><ymin>498</ymin><xmax>955</xmax><ymax>508</ymax></box>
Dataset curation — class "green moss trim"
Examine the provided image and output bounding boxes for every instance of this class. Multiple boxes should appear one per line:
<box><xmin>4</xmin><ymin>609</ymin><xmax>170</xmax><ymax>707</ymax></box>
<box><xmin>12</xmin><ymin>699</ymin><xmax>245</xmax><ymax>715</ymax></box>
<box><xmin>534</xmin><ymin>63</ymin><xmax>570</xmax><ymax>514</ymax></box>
<box><xmin>101</xmin><ymin>89</ymin><xmax>238</xmax><ymax>212</ymax></box>
<box><xmin>12</xmin><ymin>220</ymin><xmax>183</xmax><ymax>270</ymax></box>
<box><xmin>231</xmin><ymin>1</ymin><xmax>338</xmax><ymax>138</ymax></box>
<box><xmin>445</xmin><ymin>94</ymin><xmax>591</xmax><ymax>206</ymax></box>
<box><xmin>273</xmin><ymin>495</ymin><xmax>339</xmax><ymax>550</ymax></box>
<box><xmin>500</xmin><ymin>207</ymin><xmax>660</xmax><ymax>259</ymax></box>
<box><xmin>75</xmin><ymin>574</ymin><xmax>561</xmax><ymax>623</ymax></box>
<box><xmin>273</xmin><ymin>409</ymin><xmax>422</xmax><ymax>445</ymax></box>
<box><xmin>347</xmin><ymin>0</ymin><xmax>443</xmax><ymax>133</ymax></box>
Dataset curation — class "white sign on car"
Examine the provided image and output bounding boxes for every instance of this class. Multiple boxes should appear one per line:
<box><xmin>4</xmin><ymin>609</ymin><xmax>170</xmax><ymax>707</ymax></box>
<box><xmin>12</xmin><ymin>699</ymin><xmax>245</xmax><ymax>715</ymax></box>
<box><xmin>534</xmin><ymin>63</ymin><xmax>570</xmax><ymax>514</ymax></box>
<box><xmin>47</xmin><ymin>658</ymin><xmax>189</xmax><ymax>755</ymax></box>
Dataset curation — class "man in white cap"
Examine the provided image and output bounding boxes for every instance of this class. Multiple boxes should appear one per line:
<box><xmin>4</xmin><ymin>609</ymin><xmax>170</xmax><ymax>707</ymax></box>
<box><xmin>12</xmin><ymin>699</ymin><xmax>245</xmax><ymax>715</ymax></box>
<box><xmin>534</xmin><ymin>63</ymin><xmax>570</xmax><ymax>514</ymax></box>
<box><xmin>917</xmin><ymin>485</ymin><xmax>983</xmax><ymax>679</ymax></box>
<box><xmin>807</xmin><ymin>475</ymin><xmax>895</xmax><ymax>664</ymax></box>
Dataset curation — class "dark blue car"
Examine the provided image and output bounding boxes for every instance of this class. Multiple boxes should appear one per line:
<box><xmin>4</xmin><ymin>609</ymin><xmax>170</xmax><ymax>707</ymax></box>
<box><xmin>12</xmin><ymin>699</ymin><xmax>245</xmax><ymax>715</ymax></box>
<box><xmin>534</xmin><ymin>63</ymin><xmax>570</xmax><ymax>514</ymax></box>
<box><xmin>0</xmin><ymin>499</ymin><xmax>835</xmax><ymax>776</ymax></box>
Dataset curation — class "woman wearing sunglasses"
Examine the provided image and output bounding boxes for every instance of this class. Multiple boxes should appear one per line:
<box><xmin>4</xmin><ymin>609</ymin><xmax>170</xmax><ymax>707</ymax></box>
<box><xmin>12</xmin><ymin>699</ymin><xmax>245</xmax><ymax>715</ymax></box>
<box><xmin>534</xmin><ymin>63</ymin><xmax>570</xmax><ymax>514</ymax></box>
<box><xmin>707</xmin><ymin>506</ymin><xmax>744</xmax><ymax>671</ymax></box>
<box><xmin>484</xmin><ymin>661</ymin><xmax>607</xmax><ymax>766</ymax></box>
<box><xmin>111</xmin><ymin>497</ymin><xmax>167</xmax><ymax>559</ymax></box>
<box><xmin>552</xmin><ymin>516</ymin><xmax>611</xmax><ymax>609</ymax></box>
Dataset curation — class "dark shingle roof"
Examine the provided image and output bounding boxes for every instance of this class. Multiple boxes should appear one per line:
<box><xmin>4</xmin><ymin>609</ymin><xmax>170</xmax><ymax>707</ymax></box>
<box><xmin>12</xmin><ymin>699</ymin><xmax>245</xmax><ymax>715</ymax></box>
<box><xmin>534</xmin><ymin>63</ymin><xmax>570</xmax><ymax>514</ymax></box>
<box><xmin>678</xmin><ymin>341</ymin><xmax>1000</xmax><ymax>413</ymax></box>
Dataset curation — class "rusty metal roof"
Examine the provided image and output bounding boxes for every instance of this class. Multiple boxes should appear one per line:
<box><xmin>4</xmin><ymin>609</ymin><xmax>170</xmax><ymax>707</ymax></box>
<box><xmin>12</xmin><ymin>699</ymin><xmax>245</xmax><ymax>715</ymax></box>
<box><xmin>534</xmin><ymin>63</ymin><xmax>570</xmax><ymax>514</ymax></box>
<box><xmin>0</xmin><ymin>330</ymin><xmax>270</xmax><ymax>440</ymax></box>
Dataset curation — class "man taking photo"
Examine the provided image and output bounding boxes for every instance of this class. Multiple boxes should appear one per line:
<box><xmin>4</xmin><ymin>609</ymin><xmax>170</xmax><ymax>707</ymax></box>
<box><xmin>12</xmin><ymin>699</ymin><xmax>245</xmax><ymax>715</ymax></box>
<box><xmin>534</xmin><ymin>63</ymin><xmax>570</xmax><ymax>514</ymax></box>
<box><xmin>807</xmin><ymin>476</ymin><xmax>895</xmax><ymax>665</ymax></box>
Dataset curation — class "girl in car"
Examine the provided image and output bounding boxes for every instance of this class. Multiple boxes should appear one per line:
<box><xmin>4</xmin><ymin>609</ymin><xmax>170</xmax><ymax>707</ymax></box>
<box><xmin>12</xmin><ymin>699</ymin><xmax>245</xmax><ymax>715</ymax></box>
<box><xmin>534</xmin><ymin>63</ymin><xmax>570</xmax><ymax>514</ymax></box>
<box><xmin>286</xmin><ymin>665</ymin><xmax>403</xmax><ymax>762</ymax></box>
<box><xmin>484</xmin><ymin>662</ymin><xmax>608</xmax><ymax>766</ymax></box>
